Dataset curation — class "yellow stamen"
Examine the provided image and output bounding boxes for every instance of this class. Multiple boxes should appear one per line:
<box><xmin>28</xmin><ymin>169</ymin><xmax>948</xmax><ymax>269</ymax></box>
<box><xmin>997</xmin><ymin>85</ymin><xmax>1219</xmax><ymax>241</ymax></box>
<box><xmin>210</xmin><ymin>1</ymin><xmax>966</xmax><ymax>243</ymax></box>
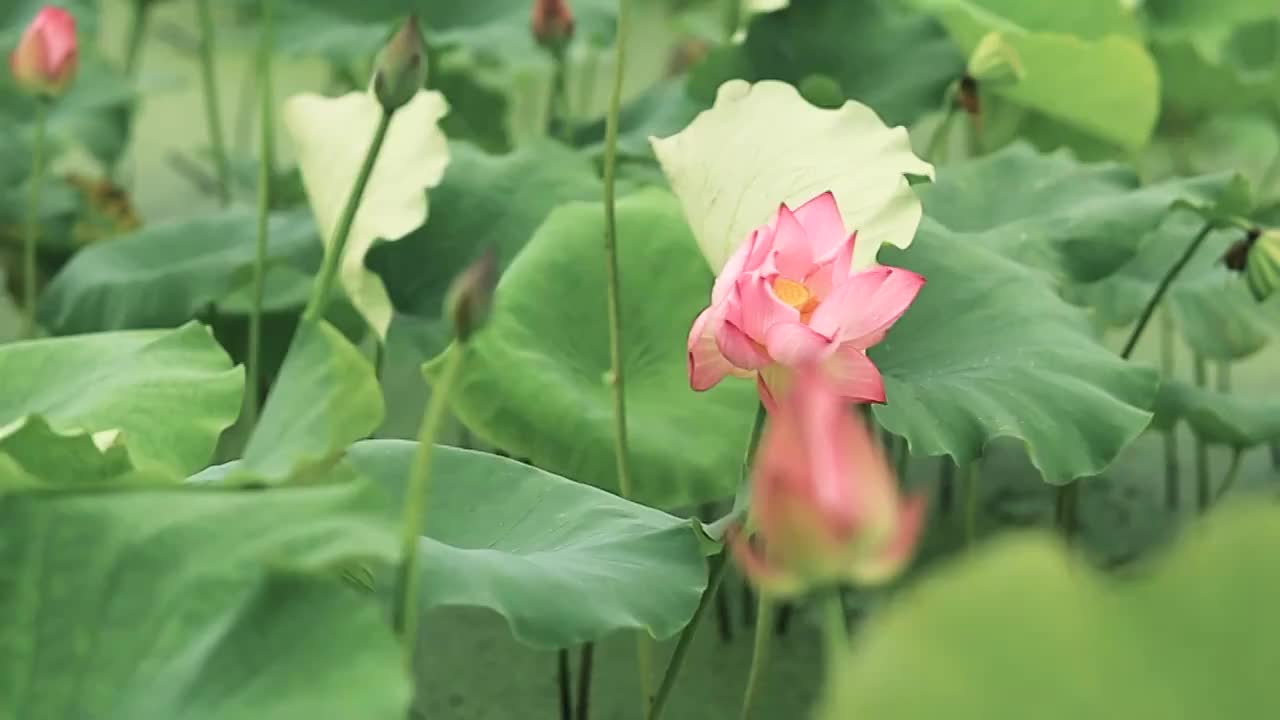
<box><xmin>772</xmin><ymin>277</ymin><xmax>819</xmax><ymax>323</ymax></box>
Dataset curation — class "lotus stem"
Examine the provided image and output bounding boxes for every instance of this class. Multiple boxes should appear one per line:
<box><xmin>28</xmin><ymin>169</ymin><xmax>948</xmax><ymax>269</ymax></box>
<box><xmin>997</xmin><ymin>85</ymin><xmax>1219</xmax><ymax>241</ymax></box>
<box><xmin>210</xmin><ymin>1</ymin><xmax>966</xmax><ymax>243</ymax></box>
<box><xmin>194</xmin><ymin>0</ymin><xmax>233</xmax><ymax>204</ymax></box>
<box><xmin>738</xmin><ymin>596</ymin><xmax>775</xmax><ymax>720</ymax></box>
<box><xmin>1193</xmin><ymin>353</ymin><xmax>1211</xmax><ymax>512</ymax></box>
<box><xmin>576</xmin><ymin>643</ymin><xmax>595</xmax><ymax>720</ymax></box>
<box><xmin>599</xmin><ymin>0</ymin><xmax>652</xmax><ymax>710</ymax></box>
<box><xmin>648</xmin><ymin>403</ymin><xmax>767</xmax><ymax>720</ymax></box>
<box><xmin>1120</xmin><ymin>222</ymin><xmax>1214</xmax><ymax>360</ymax></box>
<box><xmin>390</xmin><ymin>344</ymin><xmax>465</xmax><ymax>659</ymax></box>
<box><xmin>300</xmin><ymin>109</ymin><xmax>391</xmax><ymax>324</ymax></box>
<box><xmin>1216</xmin><ymin>448</ymin><xmax>1243</xmax><ymax>503</ymax></box>
<box><xmin>245</xmin><ymin>0</ymin><xmax>274</xmax><ymax>428</ymax></box>
<box><xmin>21</xmin><ymin>100</ymin><xmax>47</xmax><ymax>339</ymax></box>
<box><xmin>1160</xmin><ymin>307</ymin><xmax>1180</xmax><ymax>511</ymax></box>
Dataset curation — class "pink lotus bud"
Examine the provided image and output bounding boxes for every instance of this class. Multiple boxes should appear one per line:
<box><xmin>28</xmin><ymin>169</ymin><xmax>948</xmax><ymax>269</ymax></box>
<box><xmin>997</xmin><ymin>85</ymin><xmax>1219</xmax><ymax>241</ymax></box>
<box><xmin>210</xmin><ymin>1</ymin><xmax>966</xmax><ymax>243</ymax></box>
<box><xmin>531</xmin><ymin>0</ymin><xmax>575</xmax><ymax>50</ymax></box>
<box><xmin>686</xmin><ymin>191</ymin><xmax>924</xmax><ymax>412</ymax></box>
<box><xmin>9</xmin><ymin>6</ymin><xmax>78</xmax><ymax>97</ymax></box>
<box><xmin>730</xmin><ymin>366</ymin><xmax>925</xmax><ymax>596</ymax></box>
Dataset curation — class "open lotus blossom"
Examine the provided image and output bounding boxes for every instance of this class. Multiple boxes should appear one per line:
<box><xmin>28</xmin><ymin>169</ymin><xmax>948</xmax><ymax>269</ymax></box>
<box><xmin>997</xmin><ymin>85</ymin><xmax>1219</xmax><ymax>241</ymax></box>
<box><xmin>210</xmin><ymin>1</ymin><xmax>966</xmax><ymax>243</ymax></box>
<box><xmin>730</xmin><ymin>365</ymin><xmax>925</xmax><ymax>595</ymax></box>
<box><xmin>8</xmin><ymin>5</ymin><xmax>77</xmax><ymax>97</ymax></box>
<box><xmin>686</xmin><ymin>191</ymin><xmax>924</xmax><ymax>410</ymax></box>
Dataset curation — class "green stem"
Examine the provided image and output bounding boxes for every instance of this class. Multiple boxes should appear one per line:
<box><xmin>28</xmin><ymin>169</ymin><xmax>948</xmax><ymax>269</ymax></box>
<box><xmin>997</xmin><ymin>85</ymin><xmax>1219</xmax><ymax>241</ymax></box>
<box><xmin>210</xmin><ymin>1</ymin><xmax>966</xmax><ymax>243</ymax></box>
<box><xmin>245</xmin><ymin>0</ymin><xmax>274</xmax><ymax>428</ymax></box>
<box><xmin>647</xmin><ymin>550</ymin><xmax>730</xmax><ymax>720</ymax></box>
<box><xmin>959</xmin><ymin>463</ymin><xmax>976</xmax><ymax>547</ymax></box>
<box><xmin>819</xmin><ymin>587</ymin><xmax>847</xmax><ymax>666</ymax></box>
<box><xmin>1216</xmin><ymin>448</ymin><xmax>1243</xmax><ymax>503</ymax></box>
<box><xmin>925</xmin><ymin>103</ymin><xmax>955</xmax><ymax>164</ymax></box>
<box><xmin>1119</xmin><ymin>222</ymin><xmax>1214</xmax><ymax>360</ymax></box>
<box><xmin>893</xmin><ymin>435</ymin><xmax>910</xmax><ymax>483</ymax></box>
<box><xmin>1216</xmin><ymin>361</ymin><xmax>1232</xmax><ymax>393</ymax></box>
<box><xmin>123</xmin><ymin>0</ymin><xmax>151</xmax><ymax>76</ymax></box>
<box><xmin>1193</xmin><ymin>353</ymin><xmax>1211</xmax><ymax>513</ymax></box>
<box><xmin>648</xmin><ymin>403</ymin><xmax>766</xmax><ymax>720</ymax></box>
<box><xmin>390</xmin><ymin>344</ymin><xmax>465</xmax><ymax>658</ymax></box>
<box><xmin>576</xmin><ymin>643</ymin><xmax>595</xmax><ymax>720</ymax></box>
<box><xmin>1160</xmin><ymin>307</ymin><xmax>1180</xmax><ymax>511</ymax></box>
<box><xmin>723</xmin><ymin>0</ymin><xmax>742</xmax><ymax>40</ymax></box>
<box><xmin>738</xmin><ymin>596</ymin><xmax>775</xmax><ymax>720</ymax></box>
<box><xmin>600</xmin><ymin>2</ymin><xmax>650</xmax><ymax>711</ymax></box>
<box><xmin>21</xmin><ymin>100</ymin><xmax>47</xmax><ymax>339</ymax></box>
<box><xmin>301</xmin><ymin>110</ymin><xmax>392</xmax><ymax>325</ymax></box>
<box><xmin>1054</xmin><ymin>482</ymin><xmax>1078</xmax><ymax>538</ymax></box>
<box><xmin>549</xmin><ymin>45</ymin><xmax>572</xmax><ymax>141</ymax></box>
<box><xmin>194</xmin><ymin>0</ymin><xmax>233</xmax><ymax>204</ymax></box>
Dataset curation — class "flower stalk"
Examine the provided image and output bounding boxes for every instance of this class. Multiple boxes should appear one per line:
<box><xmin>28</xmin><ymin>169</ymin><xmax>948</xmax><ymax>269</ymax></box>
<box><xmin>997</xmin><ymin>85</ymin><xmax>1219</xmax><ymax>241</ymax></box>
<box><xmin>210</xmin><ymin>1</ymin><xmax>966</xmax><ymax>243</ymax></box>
<box><xmin>194</xmin><ymin>0</ymin><xmax>232</xmax><ymax>204</ymax></box>
<box><xmin>244</xmin><ymin>0</ymin><xmax>274</xmax><ymax>427</ymax></box>
<box><xmin>21</xmin><ymin>100</ymin><xmax>47</xmax><ymax>339</ymax></box>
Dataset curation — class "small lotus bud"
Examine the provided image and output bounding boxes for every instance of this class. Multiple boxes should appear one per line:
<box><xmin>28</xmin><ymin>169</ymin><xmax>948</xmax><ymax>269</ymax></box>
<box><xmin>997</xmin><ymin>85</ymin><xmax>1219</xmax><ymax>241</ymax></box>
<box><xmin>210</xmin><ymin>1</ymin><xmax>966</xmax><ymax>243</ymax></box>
<box><xmin>445</xmin><ymin>248</ymin><xmax>498</xmax><ymax>342</ymax></box>
<box><xmin>372</xmin><ymin>15</ymin><xmax>426</xmax><ymax>114</ymax></box>
<box><xmin>531</xmin><ymin>0</ymin><xmax>575</xmax><ymax>51</ymax></box>
<box><xmin>967</xmin><ymin>32</ymin><xmax>1024</xmax><ymax>87</ymax></box>
<box><xmin>1239</xmin><ymin>229</ymin><xmax>1280</xmax><ymax>303</ymax></box>
<box><xmin>9</xmin><ymin>6</ymin><xmax>78</xmax><ymax>98</ymax></box>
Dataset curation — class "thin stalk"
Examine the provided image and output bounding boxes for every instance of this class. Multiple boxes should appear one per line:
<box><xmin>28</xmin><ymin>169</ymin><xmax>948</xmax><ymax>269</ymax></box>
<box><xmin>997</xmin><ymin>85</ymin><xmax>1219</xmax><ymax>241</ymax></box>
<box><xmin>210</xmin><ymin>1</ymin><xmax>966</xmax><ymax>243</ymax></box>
<box><xmin>1193</xmin><ymin>353</ymin><xmax>1211</xmax><ymax>513</ymax></box>
<box><xmin>1119</xmin><ymin>222</ymin><xmax>1214</xmax><ymax>360</ymax></box>
<box><xmin>600</xmin><ymin>2</ymin><xmax>650</xmax><ymax>710</ymax></box>
<box><xmin>722</xmin><ymin>0</ymin><xmax>742</xmax><ymax>40</ymax></box>
<box><xmin>194</xmin><ymin>0</ymin><xmax>233</xmax><ymax>204</ymax></box>
<box><xmin>648</xmin><ymin>404</ymin><xmax>767</xmax><ymax>720</ymax></box>
<box><xmin>1216</xmin><ymin>448</ymin><xmax>1243</xmax><ymax>503</ymax></box>
<box><xmin>390</xmin><ymin>345</ymin><xmax>466</xmax><ymax>658</ymax></box>
<box><xmin>937</xmin><ymin>459</ymin><xmax>955</xmax><ymax>516</ymax></box>
<box><xmin>575</xmin><ymin>643</ymin><xmax>595</xmax><ymax>720</ymax></box>
<box><xmin>959</xmin><ymin>463</ymin><xmax>977</xmax><ymax>547</ymax></box>
<box><xmin>1160</xmin><ymin>307</ymin><xmax>1180</xmax><ymax>511</ymax></box>
<box><xmin>893</xmin><ymin>435</ymin><xmax>910</xmax><ymax>483</ymax></box>
<box><xmin>1057</xmin><ymin>221</ymin><xmax>1215</xmax><ymax>532</ymax></box>
<box><xmin>647</xmin><ymin>550</ymin><xmax>730</xmax><ymax>720</ymax></box>
<box><xmin>819</xmin><ymin>587</ymin><xmax>847</xmax><ymax>666</ymax></box>
<box><xmin>558</xmin><ymin>649</ymin><xmax>573</xmax><ymax>720</ymax></box>
<box><xmin>925</xmin><ymin>104</ymin><xmax>955</xmax><ymax>164</ymax></box>
<box><xmin>245</xmin><ymin>0</ymin><xmax>274</xmax><ymax>428</ymax></box>
<box><xmin>123</xmin><ymin>0</ymin><xmax>152</xmax><ymax>76</ymax></box>
<box><xmin>1216</xmin><ymin>362</ymin><xmax>1232</xmax><ymax>393</ymax></box>
<box><xmin>301</xmin><ymin>110</ymin><xmax>391</xmax><ymax>324</ymax></box>
<box><xmin>549</xmin><ymin>45</ymin><xmax>572</xmax><ymax>141</ymax></box>
<box><xmin>738</xmin><ymin>596</ymin><xmax>775</xmax><ymax>720</ymax></box>
<box><xmin>21</xmin><ymin>100</ymin><xmax>47</xmax><ymax>339</ymax></box>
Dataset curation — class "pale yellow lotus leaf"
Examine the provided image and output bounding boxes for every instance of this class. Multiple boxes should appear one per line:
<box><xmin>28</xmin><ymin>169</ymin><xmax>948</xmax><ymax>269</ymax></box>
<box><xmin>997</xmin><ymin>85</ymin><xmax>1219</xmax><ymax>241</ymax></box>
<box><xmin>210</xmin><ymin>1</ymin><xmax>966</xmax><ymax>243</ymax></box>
<box><xmin>284</xmin><ymin>89</ymin><xmax>450</xmax><ymax>337</ymax></box>
<box><xmin>651</xmin><ymin>79</ymin><xmax>933</xmax><ymax>273</ymax></box>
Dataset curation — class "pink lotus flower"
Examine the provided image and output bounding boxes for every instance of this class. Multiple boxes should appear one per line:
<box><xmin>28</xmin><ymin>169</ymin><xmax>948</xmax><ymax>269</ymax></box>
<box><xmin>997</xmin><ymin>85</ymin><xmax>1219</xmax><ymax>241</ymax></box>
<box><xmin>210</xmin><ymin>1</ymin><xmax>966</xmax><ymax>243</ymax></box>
<box><xmin>686</xmin><ymin>191</ymin><xmax>923</xmax><ymax>410</ymax></box>
<box><xmin>730</xmin><ymin>366</ymin><xmax>925</xmax><ymax>595</ymax></box>
<box><xmin>9</xmin><ymin>6</ymin><xmax>77</xmax><ymax>97</ymax></box>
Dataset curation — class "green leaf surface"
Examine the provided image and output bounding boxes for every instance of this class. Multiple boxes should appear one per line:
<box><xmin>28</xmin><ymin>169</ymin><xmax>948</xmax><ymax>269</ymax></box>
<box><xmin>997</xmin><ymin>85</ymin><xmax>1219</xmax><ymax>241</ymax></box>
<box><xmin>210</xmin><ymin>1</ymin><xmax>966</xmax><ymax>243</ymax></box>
<box><xmin>0</xmin><ymin>415</ymin><xmax>132</xmax><ymax>487</ymax></box>
<box><xmin>1071</xmin><ymin>214</ymin><xmax>1273</xmax><ymax>360</ymax></box>
<box><xmin>820</xmin><ymin>504</ymin><xmax>1280</xmax><ymax>719</ymax></box>
<box><xmin>1153</xmin><ymin>379</ymin><xmax>1280</xmax><ymax>448</ymax></box>
<box><xmin>652</xmin><ymin>79</ymin><xmax>933</xmax><ymax>272</ymax></box>
<box><xmin>240</xmin><ymin>321</ymin><xmax>383</xmax><ymax>483</ymax></box>
<box><xmin>871</xmin><ymin>220</ymin><xmax>1160</xmax><ymax>483</ymax></box>
<box><xmin>691</xmin><ymin>0</ymin><xmax>964</xmax><ymax>127</ymax></box>
<box><xmin>284</xmin><ymin>89</ymin><xmax>450</xmax><ymax>337</ymax></box>
<box><xmin>920</xmin><ymin>143</ymin><xmax>1236</xmax><ymax>282</ymax></box>
<box><xmin>195</xmin><ymin>440</ymin><xmax>709</xmax><ymax>649</ymax></box>
<box><xmin>0</xmin><ymin>478</ymin><xmax>409</xmax><ymax>720</ymax></box>
<box><xmin>1144</xmin><ymin>0</ymin><xmax>1280</xmax><ymax>37</ymax></box>
<box><xmin>0</xmin><ymin>323</ymin><xmax>242</xmax><ymax>476</ymax></box>
<box><xmin>426</xmin><ymin>190</ymin><xmax>757</xmax><ymax>508</ymax></box>
<box><xmin>39</xmin><ymin>209</ymin><xmax>320</xmax><ymax>335</ymax></box>
<box><xmin>914</xmin><ymin>0</ymin><xmax>1158</xmax><ymax>152</ymax></box>
<box><xmin>369</xmin><ymin>140</ymin><xmax>602</xmax><ymax>321</ymax></box>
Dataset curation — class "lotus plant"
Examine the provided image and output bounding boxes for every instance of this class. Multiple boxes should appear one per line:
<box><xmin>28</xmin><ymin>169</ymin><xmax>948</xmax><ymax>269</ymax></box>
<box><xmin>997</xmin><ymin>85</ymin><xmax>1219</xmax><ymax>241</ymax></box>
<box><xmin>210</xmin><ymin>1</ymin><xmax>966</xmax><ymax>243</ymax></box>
<box><xmin>9</xmin><ymin>5</ymin><xmax>77</xmax><ymax>97</ymax></box>
<box><xmin>687</xmin><ymin>191</ymin><xmax>925</xmax><ymax>410</ymax></box>
<box><xmin>731</xmin><ymin>365</ymin><xmax>926</xmax><ymax>595</ymax></box>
